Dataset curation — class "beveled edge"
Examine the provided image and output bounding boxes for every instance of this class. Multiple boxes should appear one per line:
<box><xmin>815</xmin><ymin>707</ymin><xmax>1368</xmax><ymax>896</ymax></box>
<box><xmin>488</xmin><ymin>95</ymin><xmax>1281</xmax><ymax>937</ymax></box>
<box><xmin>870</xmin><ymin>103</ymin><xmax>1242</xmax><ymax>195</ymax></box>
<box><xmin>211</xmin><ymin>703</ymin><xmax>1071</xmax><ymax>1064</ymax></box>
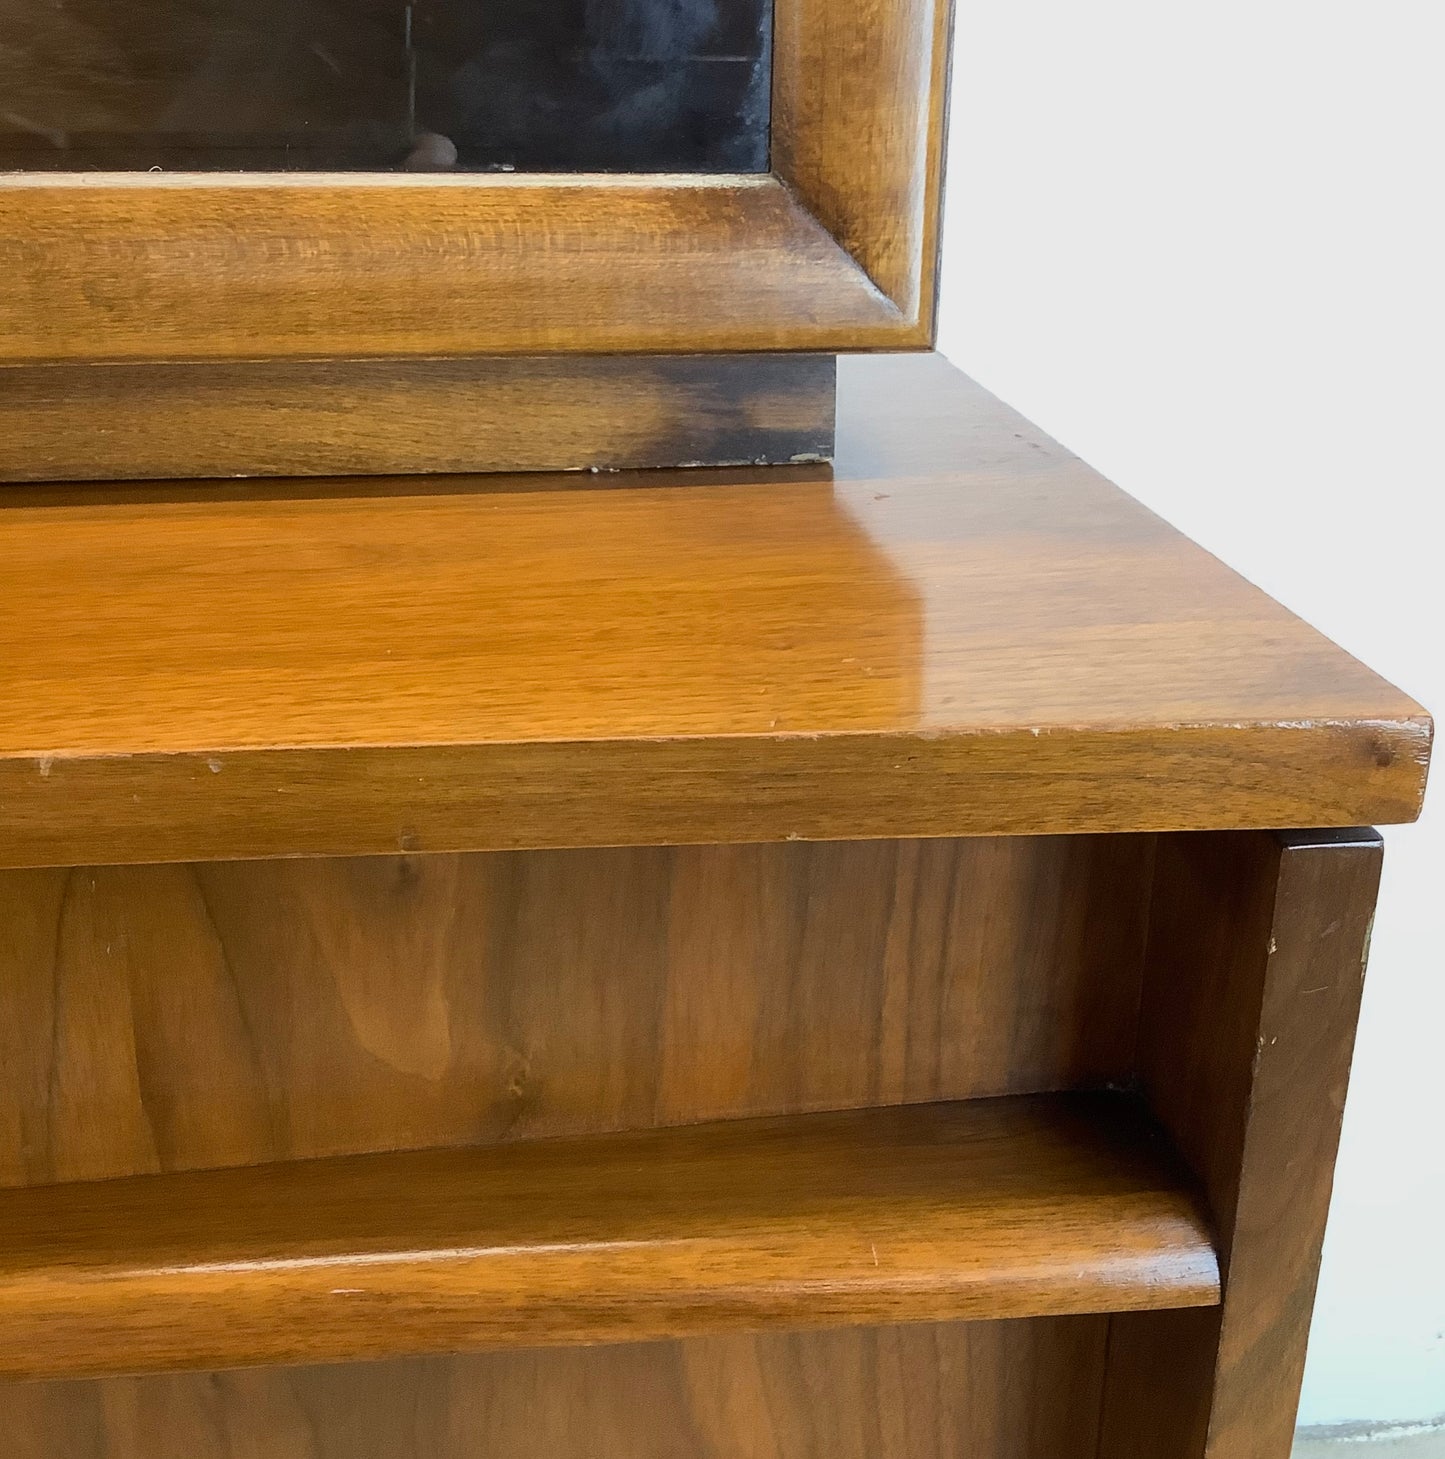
<box><xmin>0</xmin><ymin>176</ymin><xmax>907</xmax><ymax>365</ymax></box>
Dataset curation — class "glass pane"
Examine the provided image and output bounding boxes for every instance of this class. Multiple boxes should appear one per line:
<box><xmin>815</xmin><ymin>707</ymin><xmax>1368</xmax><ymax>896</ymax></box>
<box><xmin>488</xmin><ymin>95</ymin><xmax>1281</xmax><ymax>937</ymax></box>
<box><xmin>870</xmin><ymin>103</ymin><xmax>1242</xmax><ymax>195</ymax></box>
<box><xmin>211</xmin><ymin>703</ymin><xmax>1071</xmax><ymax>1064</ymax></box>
<box><xmin>0</xmin><ymin>0</ymin><xmax>772</xmax><ymax>172</ymax></box>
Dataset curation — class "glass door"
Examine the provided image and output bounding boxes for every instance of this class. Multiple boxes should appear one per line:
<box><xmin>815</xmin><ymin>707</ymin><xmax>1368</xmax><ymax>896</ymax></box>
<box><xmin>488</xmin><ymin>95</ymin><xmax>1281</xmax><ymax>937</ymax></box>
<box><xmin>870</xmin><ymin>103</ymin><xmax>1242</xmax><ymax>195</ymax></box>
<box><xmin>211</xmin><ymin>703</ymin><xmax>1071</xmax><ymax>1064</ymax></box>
<box><xmin>0</xmin><ymin>0</ymin><xmax>773</xmax><ymax>173</ymax></box>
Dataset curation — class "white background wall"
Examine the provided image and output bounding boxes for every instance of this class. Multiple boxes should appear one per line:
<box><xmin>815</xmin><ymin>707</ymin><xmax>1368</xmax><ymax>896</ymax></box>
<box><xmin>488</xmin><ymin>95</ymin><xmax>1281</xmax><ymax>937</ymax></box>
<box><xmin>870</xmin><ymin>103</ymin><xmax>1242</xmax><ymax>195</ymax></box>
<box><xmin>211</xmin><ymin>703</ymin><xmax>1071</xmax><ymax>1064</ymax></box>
<box><xmin>934</xmin><ymin>0</ymin><xmax>1443</xmax><ymax>1429</ymax></box>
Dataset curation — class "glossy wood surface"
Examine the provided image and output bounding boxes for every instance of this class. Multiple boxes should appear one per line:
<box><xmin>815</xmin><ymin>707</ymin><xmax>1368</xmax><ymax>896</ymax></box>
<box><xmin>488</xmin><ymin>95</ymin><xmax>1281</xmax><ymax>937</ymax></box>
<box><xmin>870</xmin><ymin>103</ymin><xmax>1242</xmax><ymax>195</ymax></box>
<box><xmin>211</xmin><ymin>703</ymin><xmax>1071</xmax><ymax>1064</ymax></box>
<box><xmin>0</xmin><ymin>835</ymin><xmax>1151</xmax><ymax>1188</ymax></box>
<box><xmin>0</xmin><ymin>1094</ymin><xmax>1216</xmax><ymax>1382</ymax></box>
<box><xmin>0</xmin><ymin>1316</ymin><xmax>1110</xmax><ymax>1459</ymax></box>
<box><xmin>0</xmin><ymin>354</ymin><xmax>837</xmax><ymax>483</ymax></box>
<box><xmin>0</xmin><ymin>355</ymin><xmax>1426</xmax><ymax>867</ymax></box>
<box><xmin>1097</xmin><ymin>829</ymin><xmax>1383</xmax><ymax>1458</ymax></box>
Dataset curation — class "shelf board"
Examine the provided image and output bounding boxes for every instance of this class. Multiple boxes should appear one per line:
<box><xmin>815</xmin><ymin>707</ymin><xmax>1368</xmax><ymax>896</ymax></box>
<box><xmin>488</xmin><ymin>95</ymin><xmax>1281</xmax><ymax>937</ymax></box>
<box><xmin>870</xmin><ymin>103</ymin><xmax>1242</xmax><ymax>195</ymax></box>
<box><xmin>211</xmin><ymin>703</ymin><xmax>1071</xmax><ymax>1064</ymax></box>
<box><xmin>0</xmin><ymin>353</ymin><xmax>1429</xmax><ymax>869</ymax></box>
<box><xmin>0</xmin><ymin>1093</ymin><xmax>1219</xmax><ymax>1381</ymax></box>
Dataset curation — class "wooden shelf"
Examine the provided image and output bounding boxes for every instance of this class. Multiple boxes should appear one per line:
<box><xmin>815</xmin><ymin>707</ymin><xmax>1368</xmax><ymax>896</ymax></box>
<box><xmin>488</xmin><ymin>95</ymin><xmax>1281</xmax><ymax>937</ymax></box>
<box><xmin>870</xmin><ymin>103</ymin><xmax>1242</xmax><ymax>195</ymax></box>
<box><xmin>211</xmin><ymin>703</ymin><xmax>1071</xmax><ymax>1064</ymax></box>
<box><xmin>0</xmin><ymin>1093</ymin><xmax>1217</xmax><ymax>1382</ymax></box>
<box><xmin>0</xmin><ymin>353</ymin><xmax>1428</xmax><ymax>869</ymax></box>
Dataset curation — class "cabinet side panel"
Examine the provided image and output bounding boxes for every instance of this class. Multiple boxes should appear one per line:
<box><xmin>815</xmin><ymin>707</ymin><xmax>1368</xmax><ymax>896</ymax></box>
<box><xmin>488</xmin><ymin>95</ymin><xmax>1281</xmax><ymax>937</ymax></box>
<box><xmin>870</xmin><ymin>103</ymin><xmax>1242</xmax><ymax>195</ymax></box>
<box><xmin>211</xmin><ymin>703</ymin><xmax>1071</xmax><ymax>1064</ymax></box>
<box><xmin>0</xmin><ymin>1316</ymin><xmax>1109</xmax><ymax>1459</ymax></box>
<box><xmin>0</xmin><ymin>835</ymin><xmax>1152</xmax><ymax>1187</ymax></box>
<box><xmin>1098</xmin><ymin>829</ymin><xmax>1382</xmax><ymax>1459</ymax></box>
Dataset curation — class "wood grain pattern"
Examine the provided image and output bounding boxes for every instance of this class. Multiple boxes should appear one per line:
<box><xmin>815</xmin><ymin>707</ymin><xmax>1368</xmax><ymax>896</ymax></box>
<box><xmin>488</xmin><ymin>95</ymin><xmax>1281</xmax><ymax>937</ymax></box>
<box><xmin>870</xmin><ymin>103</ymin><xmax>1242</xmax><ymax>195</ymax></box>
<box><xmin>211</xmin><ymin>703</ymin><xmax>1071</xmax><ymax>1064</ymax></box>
<box><xmin>0</xmin><ymin>835</ymin><xmax>1152</xmax><ymax>1188</ymax></box>
<box><xmin>0</xmin><ymin>355</ymin><xmax>837</xmax><ymax>483</ymax></box>
<box><xmin>0</xmin><ymin>1316</ymin><xmax>1110</xmax><ymax>1459</ymax></box>
<box><xmin>774</xmin><ymin>0</ymin><xmax>953</xmax><ymax>326</ymax></box>
<box><xmin>1097</xmin><ymin>829</ymin><xmax>1384</xmax><ymax>1458</ymax></box>
<box><xmin>0</xmin><ymin>1094</ymin><xmax>1218</xmax><ymax>1381</ymax></box>
<box><xmin>0</xmin><ymin>0</ymin><xmax>409</xmax><ymax>164</ymax></box>
<box><xmin>0</xmin><ymin>175</ymin><xmax>908</xmax><ymax>365</ymax></box>
<box><xmin>0</xmin><ymin>356</ymin><xmax>1427</xmax><ymax>867</ymax></box>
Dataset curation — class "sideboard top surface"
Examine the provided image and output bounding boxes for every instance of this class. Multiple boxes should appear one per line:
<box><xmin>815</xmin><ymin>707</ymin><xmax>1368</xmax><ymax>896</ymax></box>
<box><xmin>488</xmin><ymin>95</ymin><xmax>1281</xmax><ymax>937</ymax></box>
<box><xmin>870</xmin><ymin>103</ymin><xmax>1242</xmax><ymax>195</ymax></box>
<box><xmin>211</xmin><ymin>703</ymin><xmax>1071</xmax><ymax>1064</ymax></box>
<box><xmin>0</xmin><ymin>354</ymin><xmax>1429</xmax><ymax>867</ymax></box>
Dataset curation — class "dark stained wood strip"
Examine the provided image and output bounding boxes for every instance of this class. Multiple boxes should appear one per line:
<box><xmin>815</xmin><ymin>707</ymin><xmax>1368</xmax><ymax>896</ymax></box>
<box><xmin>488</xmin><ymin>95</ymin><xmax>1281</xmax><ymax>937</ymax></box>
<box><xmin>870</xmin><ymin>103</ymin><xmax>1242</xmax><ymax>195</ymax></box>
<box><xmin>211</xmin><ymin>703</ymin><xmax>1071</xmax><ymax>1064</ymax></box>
<box><xmin>0</xmin><ymin>355</ymin><xmax>837</xmax><ymax>483</ymax></box>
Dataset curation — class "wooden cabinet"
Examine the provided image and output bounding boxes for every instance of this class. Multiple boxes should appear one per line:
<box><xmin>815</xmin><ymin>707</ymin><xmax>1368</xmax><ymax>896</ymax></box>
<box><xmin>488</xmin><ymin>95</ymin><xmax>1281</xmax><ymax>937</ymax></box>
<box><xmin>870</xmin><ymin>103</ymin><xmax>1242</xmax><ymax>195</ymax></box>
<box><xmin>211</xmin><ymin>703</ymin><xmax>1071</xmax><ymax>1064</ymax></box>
<box><xmin>0</xmin><ymin>354</ymin><xmax>1430</xmax><ymax>1455</ymax></box>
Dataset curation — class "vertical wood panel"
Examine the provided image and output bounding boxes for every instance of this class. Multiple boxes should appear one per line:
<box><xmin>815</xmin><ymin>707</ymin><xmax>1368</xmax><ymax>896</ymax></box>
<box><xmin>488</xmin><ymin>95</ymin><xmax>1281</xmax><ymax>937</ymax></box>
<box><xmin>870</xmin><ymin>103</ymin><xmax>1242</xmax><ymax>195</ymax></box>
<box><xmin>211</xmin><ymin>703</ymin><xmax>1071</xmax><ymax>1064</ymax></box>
<box><xmin>0</xmin><ymin>836</ymin><xmax>1152</xmax><ymax>1188</ymax></box>
<box><xmin>773</xmin><ymin>0</ymin><xmax>951</xmax><ymax>325</ymax></box>
<box><xmin>1097</xmin><ymin>829</ymin><xmax>1383</xmax><ymax>1458</ymax></box>
<box><xmin>0</xmin><ymin>1317</ymin><xmax>1109</xmax><ymax>1459</ymax></box>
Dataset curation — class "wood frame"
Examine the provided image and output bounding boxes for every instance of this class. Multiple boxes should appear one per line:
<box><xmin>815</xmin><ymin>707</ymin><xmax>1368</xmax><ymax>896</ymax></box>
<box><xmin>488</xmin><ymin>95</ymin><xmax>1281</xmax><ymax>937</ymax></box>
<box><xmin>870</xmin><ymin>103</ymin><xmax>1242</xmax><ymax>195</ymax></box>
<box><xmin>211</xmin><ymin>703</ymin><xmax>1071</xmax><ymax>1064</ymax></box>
<box><xmin>0</xmin><ymin>0</ymin><xmax>954</xmax><ymax>365</ymax></box>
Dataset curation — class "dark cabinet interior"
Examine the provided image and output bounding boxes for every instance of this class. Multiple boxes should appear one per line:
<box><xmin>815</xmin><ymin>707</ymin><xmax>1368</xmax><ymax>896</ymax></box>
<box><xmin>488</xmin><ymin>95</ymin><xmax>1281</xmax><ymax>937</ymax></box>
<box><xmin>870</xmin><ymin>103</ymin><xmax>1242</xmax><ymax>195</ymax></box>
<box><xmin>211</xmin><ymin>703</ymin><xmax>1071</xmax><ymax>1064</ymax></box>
<box><xmin>0</xmin><ymin>0</ymin><xmax>772</xmax><ymax>172</ymax></box>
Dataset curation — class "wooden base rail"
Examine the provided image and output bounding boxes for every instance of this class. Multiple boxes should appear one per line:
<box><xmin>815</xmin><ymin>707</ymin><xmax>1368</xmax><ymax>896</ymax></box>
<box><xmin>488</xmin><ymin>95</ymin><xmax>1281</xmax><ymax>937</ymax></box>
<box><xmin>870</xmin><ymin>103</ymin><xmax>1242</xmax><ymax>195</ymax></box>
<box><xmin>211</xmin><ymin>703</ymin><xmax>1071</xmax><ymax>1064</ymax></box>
<box><xmin>0</xmin><ymin>1094</ymin><xmax>1218</xmax><ymax>1382</ymax></box>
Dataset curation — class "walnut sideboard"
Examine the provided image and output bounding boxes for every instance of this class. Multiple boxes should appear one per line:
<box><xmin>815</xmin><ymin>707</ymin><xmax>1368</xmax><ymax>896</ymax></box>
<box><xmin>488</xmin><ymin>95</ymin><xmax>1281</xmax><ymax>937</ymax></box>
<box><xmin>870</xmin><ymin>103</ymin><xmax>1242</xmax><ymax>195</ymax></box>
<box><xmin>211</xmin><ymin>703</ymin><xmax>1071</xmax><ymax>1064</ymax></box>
<box><xmin>0</xmin><ymin>353</ymin><xmax>1431</xmax><ymax>1458</ymax></box>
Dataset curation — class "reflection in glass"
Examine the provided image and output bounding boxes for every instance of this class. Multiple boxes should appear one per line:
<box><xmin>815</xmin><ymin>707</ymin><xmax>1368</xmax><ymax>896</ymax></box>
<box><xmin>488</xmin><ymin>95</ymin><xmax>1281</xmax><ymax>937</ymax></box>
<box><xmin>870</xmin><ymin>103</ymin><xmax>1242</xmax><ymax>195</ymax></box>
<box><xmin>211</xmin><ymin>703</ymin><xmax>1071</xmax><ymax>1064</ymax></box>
<box><xmin>0</xmin><ymin>0</ymin><xmax>772</xmax><ymax>172</ymax></box>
